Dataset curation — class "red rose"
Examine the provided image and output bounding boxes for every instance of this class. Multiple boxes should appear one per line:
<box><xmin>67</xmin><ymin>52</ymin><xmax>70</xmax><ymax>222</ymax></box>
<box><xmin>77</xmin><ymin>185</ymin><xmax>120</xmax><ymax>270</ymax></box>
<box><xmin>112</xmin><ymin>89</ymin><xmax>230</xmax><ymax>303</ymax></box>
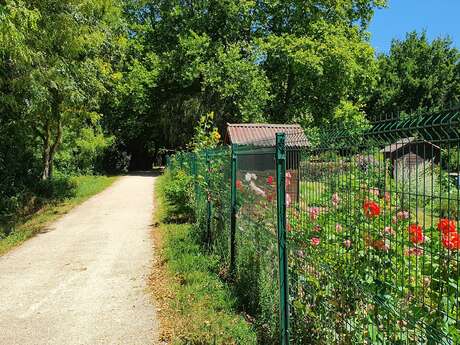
<box><xmin>437</xmin><ymin>219</ymin><xmax>457</xmax><ymax>235</ymax></box>
<box><xmin>408</xmin><ymin>224</ymin><xmax>424</xmax><ymax>244</ymax></box>
<box><xmin>236</xmin><ymin>180</ymin><xmax>243</xmax><ymax>191</ymax></box>
<box><xmin>442</xmin><ymin>232</ymin><xmax>460</xmax><ymax>250</ymax></box>
<box><xmin>363</xmin><ymin>201</ymin><xmax>380</xmax><ymax>217</ymax></box>
<box><xmin>266</xmin><ymin>193</ymin><xmax>274</xmax><ymax>202</ymax></box>
<box><xmin>267</xmin><ymin>175</ymin><xmax>274</xmax><ymax>185</ymax></box>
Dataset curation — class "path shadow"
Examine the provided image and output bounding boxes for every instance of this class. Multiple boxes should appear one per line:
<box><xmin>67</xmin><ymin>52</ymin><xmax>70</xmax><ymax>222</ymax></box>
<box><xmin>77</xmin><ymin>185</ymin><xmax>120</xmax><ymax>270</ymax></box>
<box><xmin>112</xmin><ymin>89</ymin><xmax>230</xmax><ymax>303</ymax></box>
<box><xmin>127</xmin><ymin>168</ymin><xmax>164</xmax><ymax>177</ymax></box>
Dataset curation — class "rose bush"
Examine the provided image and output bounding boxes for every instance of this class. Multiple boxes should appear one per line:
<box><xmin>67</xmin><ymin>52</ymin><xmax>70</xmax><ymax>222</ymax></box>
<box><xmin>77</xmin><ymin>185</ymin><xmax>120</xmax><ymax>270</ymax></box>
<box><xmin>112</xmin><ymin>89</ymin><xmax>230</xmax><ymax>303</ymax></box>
<box><xmin>234</xmin><ymin>166</ymin><xmax>460</xmax><ymax>344</ymax></box>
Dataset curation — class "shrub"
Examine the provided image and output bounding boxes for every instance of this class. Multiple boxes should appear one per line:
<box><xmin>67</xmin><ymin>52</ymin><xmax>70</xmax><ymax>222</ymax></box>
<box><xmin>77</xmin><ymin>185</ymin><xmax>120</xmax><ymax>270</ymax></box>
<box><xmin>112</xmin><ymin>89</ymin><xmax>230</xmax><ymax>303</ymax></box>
<box><xmin>164</xmin><ymin>170</ymin><xmax>195</xmax><ymax>222</ymax></box>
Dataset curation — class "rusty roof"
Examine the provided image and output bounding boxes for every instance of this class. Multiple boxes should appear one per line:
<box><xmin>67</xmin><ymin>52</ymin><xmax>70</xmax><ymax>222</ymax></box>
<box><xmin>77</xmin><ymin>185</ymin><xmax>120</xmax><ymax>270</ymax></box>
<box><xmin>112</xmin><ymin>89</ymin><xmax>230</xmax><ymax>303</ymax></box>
<box><xmin>225</xmin><ymin>123</ymin><xmax>309</xmax><ymax>147</ymax></box>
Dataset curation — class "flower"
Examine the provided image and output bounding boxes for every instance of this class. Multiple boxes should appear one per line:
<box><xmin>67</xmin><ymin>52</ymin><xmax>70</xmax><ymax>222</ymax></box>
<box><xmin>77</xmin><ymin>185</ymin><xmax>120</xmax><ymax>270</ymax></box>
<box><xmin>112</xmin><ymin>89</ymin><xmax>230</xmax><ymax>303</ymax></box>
<box><xmin>373</xmin><ymin>239</ymin><xmax>390</xmax><ymax>252</ymax></box>
<box><xmin>244</xmin><ymin>173</ymin><xmax>252</xmax><ymax>182</ymax></box>
<box><xmin>285</xmin><ymin>172</ymin><xmax>292</xmax><ymax>187</ymax></box>
<box><xmin>437</xmin><ymin>219</ymin><xmax>457</xmax><ymax>235</ymax></box>
<box><xmin>331</xmin><ymin>193</ymin><xmax>340</xmax><ymax>207</ymax></box>
<box><xmin>249</xmin><ymin>181</ymin><xmax>266</xmax><ymax>197</ymax></box>
<box><xmin>369</xmin><ymin>188</ymin><xmax>380</xmax><ymax>197</ymax></box>
<box><xmin>397</xmin><ymin>211</ymin><xmax>410</xmax><ymax>220</ymax></box>
<box><xmin>286</xmin><ymin>193</ymin><xmax>292</xmax><ymax>207</ymax></box>
<box><xmin>383</xmin><ymin>226</ymin><xmax>396</xmax><ymax>236</ymax></box>
<box><xmin>212</xmin><ymin>130</ymin><xmax>221</xmax><ymax>141</ymax></box>
<box><xmin>408</xmin><ymin>224</ymin><xmax>424</xmax><ymax>244</ymax></box>
<box><xmin>392</xmin><ymin>210</ymin><xmax>410</xmax><ymax>224</ymax></box>
<box><xmin>384</xmin><ymin>192</ymin><xmax>391</xmax><ymax>203</ymax></box>
<box><xmin>236</xmin><ymin>180</ymin><xmax>243</xmax><ymax>191</ymax></box>
<box><xmin>266</xmin><ymin>193</ymin><xmax>274</xmax><ymax>202</ymax></box>
<box><xmin>335</xmin><ymin>223</ymin><xmax>343</xmax><ymax>233</ymax></box>
<box><xmin>311</xmin><ymin>237</ymin><xmax>320</xmax><ymax>246</ymax></box>
<box><xmin>363</xmin><ymin>200</ymin><xmax>380</xmax><ymax>217</ymax></box>
<box><xmin>267</xmin><ymin>175</ymin><xmax>274</xmax><ymax>185</ymax></box>
<box><xmin>404</xmin><ymin>247</ymin><xmax>424</xmax><ymax>256</ymax></box>
<box><xmin>308</xmin><ymin>207</ymin><xmax>320</xmax><ymax>220</ymax></box>
<box><xmin>343</xmin><ymin>240</ymin><xmax>351</xmax><ymax>249</ymax></box>
<box><xmin>244</xmin><ymin>172</ymin><xmax>257</xmax><ymax>182</ymax></box>
<box><xmin>442</xmin><ymin>231</ymin><xmax>460</xmax><ymax>250</ymax></box>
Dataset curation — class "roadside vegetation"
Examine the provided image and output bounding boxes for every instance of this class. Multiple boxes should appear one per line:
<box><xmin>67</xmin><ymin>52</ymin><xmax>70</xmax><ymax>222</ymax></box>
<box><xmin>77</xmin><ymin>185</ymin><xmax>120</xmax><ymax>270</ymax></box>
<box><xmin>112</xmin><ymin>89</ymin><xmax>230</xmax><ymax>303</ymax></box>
<box><xmin>151</xmin><ymin>173</ymin><xmax>257</xmax><ymax>345</ymax></box>
<box><xmin>0</xmin><ymin>175</ymin><xmax>117</xmax><ymax>255</ymax></box>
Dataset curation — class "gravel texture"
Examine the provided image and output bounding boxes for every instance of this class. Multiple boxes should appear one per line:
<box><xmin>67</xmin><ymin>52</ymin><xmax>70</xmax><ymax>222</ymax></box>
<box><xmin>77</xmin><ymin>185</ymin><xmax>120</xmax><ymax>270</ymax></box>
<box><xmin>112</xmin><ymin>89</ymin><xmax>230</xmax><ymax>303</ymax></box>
<box><xmin>0</xmin><ymin>174</ymin><xmax>158</xmax><ymax>345</ymax></box>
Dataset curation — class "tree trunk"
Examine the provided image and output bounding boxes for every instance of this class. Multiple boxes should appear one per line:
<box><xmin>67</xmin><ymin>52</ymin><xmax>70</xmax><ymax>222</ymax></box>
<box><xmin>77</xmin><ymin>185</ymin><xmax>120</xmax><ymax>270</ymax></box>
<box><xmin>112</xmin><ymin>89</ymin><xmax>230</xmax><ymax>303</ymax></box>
<box><xmin>41</xmin><ymin>116</ymin><xmax>62</xmax><ymax>181</ymax></box>
<box><xmin>281</xmin><ymin>66</ymin><xmax>295</xmax><ymax>121</ymax></box>
<box><xmin>48</xmin><ymin>118</ymin><xmax>62</xmax><ymax>179</ymax></box>
<box><xmin>42</xmin><ymin>120</ymin><xmax>51</xmax><ymax>180</ymax></box>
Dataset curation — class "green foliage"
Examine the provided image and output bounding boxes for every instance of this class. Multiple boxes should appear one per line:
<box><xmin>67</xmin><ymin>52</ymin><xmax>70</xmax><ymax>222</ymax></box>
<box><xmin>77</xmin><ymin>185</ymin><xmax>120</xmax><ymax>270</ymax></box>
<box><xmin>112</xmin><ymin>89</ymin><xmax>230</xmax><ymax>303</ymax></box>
<box><xmin>105</xmin><ymin>0</ymin><xmax>387</xmax><ymax>156</ymax></box>
<box><xmin>0</xmin><ymin>0</ymin><xmax>125</xmax><ymax>225</ymax></box>
<box><xmin>367</xmin><ymin>31</ymin><xmax>460</xmax><ymax>118</ymax></box>
<box><xmin>187</xmin><ymin>112</ymin><xmax>221</xmax><ymax>151</ymax></box>
<box><xmin>163</xmin><ymin>170</ymin><xmax>195</xmax><ymax>222</ymax></box>
<box><xmin>158</xmin><ymin>174</ymin><xmax>257</xmax><ymax>345</ymax></box>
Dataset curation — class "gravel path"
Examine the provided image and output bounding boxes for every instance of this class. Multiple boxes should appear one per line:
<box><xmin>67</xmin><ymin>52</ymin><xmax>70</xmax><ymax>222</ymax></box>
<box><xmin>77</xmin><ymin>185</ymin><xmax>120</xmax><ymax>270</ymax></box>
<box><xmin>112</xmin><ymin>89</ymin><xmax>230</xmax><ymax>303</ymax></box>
<box><xmin>0</xmin><ymin>174</ymin><xmax>158</xmax><ymax>345</ymax></box>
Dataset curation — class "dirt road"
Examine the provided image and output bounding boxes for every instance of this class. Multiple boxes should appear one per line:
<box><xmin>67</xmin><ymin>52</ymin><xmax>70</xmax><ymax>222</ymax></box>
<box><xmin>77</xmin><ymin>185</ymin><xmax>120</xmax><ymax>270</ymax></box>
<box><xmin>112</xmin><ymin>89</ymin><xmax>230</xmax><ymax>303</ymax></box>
<box><xmin>0</xmin><ymin>174</ymin><xmax>158</xmax><ymax>345</ymax></box>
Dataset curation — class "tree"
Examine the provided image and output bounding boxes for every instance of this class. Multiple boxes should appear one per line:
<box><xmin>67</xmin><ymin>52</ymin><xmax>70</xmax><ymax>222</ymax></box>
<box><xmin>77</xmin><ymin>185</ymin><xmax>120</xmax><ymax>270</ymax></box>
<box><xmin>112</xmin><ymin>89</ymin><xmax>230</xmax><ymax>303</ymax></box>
<box><xmin>107</xmin><ymin>0</ymin><xmax>386</xmax><ymax>156</ymax></box>
<box><xmin>7</xmin><ymin>0</ymin><xmax>126</xmax><ymax>180</ymax></box>
<box><xmin>367</xmin><ymin>31</ymin><xmax>460</xmax><ymax>119</ymax></box>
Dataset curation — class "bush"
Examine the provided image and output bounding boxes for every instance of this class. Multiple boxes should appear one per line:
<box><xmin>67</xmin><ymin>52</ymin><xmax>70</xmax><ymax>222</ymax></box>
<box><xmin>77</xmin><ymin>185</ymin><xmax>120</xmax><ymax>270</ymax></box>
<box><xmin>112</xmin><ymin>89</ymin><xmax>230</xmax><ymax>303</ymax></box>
<box><xmin>164</xmin><ymin>170</ymin><xmax>195</xmax><ymax>222</ymax></box>
<box><xmin>34</xmin><ymin>177</ymin><xmax>78</xmax><ymax>201</ymax></box>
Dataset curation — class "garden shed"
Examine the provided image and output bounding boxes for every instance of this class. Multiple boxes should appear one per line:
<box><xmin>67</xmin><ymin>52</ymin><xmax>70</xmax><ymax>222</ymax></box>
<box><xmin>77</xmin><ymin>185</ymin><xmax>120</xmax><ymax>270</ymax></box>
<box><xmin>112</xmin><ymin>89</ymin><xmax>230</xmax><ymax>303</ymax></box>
<box><xmin>381</xmin><ymin>137</ymin><xmax>441</xmax><ymax>177</ymax></box>
<box><xmin>225</xmin><ymin>123</ymin><xmax>309</xmax><ymax>202</ymax></box>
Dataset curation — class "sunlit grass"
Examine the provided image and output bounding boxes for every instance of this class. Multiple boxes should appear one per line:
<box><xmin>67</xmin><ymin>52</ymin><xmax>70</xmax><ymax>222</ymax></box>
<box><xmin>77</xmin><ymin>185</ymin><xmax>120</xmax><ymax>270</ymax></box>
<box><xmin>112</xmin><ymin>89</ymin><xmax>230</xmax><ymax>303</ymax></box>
<box><xmin>151</xmin><ymin>174</ymin><xmax>257</xmax><ymax>345</ymax></box>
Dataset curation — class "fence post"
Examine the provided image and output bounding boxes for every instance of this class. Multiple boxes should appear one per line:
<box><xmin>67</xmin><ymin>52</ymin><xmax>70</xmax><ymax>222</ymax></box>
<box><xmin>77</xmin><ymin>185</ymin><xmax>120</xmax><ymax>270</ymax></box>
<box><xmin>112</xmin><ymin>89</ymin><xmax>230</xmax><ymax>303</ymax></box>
<box><xmin>191</xmin><ymin>153</ymin><xmax>198</xmax><ymax>204</ymax></box>
<box><xmin>205</xmin><ymin>149</ymin><xmax>212</xmax><ymax>247</ymax></box>
<box><xmin>230</xmin><ymin>144</ymin><xmax>238</xmax><ymax>277</ymax></box>
<box><xmin>276</xmin><ymin>132</ymin><xmax>289</xmax><ymax>345</ymax></box>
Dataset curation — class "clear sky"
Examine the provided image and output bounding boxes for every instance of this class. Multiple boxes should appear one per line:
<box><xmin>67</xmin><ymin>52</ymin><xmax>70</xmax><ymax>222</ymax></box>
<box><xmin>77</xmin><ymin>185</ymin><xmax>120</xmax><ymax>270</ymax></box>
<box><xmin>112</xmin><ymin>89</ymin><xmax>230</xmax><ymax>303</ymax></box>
<box><xmin>369</xmin><ymin>0</ymin><xmax>460</xmax><ymax>54</ymax></box>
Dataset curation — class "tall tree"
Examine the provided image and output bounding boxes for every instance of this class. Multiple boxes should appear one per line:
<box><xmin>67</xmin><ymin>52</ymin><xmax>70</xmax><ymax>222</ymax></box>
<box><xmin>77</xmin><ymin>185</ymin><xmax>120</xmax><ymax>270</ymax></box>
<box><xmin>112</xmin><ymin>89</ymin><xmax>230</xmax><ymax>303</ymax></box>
<box><xmin>3</xmin><ymin>0</ymin><xmax>126</xmax><ymax>180</ymax></box>
<box><xmin>367</xmin><ymin>31</ymin><xmax>460</xmax><ymax>119</ymax></box>
<box><xmin>109</xmin><ymin>0</ymin><xmax>386</xmax><ymax>155</ymax></box>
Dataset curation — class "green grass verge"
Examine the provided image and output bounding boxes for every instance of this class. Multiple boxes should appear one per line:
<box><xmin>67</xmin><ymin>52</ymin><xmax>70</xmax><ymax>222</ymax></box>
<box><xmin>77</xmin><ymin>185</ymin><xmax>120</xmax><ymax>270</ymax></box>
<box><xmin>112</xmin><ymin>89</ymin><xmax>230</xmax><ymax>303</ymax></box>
<box><xmin>0</xmin><ymin>175</ymin><xmax>118</xmax><ymax>256</ymax></box>
<box><xmin>154</xmin><ymin>173</ymin><xmax>257</xmax><ymax>345</ymax></box>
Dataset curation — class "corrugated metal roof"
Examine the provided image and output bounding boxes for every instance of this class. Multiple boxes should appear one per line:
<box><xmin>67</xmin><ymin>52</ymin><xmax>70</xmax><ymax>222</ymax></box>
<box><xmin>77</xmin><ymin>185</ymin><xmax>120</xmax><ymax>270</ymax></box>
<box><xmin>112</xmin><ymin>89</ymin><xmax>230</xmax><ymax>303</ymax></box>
<box><xmin>381</xmin><ymin>137</ymin><xmax>441</xmax><ymax>153</ymax></box>
<box><xmin>225</xmin><ymin>123</ymin><xmax>309</xmax><ymax>147</ymax></box>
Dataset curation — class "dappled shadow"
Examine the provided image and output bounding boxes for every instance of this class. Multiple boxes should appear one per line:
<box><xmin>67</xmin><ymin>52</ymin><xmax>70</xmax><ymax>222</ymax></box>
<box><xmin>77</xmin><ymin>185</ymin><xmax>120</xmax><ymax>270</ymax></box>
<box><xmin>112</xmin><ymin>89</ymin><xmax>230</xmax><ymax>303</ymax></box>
<box><xmin>127</xmin><ymin>168</ymin><xmax>164</xmax><ymax>177</ymax></box>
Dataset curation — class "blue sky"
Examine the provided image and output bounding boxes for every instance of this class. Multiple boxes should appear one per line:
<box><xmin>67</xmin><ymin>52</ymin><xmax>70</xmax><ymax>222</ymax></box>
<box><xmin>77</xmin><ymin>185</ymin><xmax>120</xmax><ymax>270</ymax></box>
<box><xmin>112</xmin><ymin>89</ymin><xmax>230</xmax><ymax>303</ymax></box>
<box><xmin>369</xmin><ymin>0</ymin><xmax>460</xmax><ymax>54</ymax></box>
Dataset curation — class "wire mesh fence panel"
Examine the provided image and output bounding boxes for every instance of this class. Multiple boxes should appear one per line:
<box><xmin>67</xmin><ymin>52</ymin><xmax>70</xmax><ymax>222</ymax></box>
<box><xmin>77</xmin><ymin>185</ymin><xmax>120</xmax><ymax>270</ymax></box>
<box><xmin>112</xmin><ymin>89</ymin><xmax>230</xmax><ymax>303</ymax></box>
<box><xmin>207</xmin><ymin>148</ymin><xmax>232</xmax><ymax>268</ymax></box>
<box><xmin>167</xmin><ymin>107</ymin><xmax>460</xmax><ymax>345</ymax></box>
<box><xmin>287</xmin><ymin>109</ymin><xmax>460</xmax><ymax>344</ymax></box>
<box><xmin>234</xmin><ymin>143</ymin><xmax>280</xmax><ymax>343</ymax></box>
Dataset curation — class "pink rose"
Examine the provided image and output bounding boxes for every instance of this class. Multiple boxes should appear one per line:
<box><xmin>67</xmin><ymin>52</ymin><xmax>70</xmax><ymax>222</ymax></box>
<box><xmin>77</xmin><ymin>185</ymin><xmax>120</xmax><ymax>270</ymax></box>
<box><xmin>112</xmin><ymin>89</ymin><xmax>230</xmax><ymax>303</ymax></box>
<box><xmin>308</xmin><ymin>207</ymin><xmax>320</xmax><ymax>220</ymax></box>
<box><xmin>286</xmin><ymin>193</ymin><xmax>292</xmax><ymax>207</ymax></box>
<box><xmin>343</xmin><ymin>240</ymin><xmax>351</xmax><ymax>249</ymax></box>
<box><xmin>332</xmin><ymin>193</ymin><xmax>340</xmax><ymax>207</ymax></box>
<box><xmin>404</xmin><ymin>247</ymin><xmax>424</xmax><ymax>256</ymax></box>
<box><xmin>384</xmin><ymin>226</ymin><xmax>395</xmax><ymax>236</ymax></box>
<box><xmin>311</xmin><ymin>237</ymin><xmax>320</xmax><ymax>246</ymax></box>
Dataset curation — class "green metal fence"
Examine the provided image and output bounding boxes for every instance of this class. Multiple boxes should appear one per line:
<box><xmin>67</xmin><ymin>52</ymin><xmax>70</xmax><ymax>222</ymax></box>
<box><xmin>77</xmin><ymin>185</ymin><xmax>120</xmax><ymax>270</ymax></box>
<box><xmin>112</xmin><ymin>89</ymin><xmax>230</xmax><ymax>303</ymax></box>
<box><xmin>168</xmin><ymin>107</ymin><xmax>460</xmax><ymax>344</ymax></box>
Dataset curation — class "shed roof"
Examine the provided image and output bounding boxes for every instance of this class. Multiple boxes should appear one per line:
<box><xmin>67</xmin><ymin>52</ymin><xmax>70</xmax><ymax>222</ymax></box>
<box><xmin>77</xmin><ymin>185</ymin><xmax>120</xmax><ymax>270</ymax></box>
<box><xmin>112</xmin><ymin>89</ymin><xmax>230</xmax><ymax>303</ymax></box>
<box><xmin>225</xmin><ymin>123</ymin><xmax>309</xmax><ymax>147</ymax></box>
<box><xmin>381</xmin><ymin>137</ymin><xmax>441</xmax><ymax>153</ymax></box>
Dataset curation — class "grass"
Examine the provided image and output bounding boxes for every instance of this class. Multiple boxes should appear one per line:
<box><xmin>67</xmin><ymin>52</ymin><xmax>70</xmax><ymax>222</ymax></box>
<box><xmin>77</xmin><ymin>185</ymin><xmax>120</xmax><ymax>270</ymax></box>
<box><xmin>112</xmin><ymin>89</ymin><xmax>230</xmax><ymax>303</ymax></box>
<box><xmin>0</xmin><ymin>175</ymin><xmax>118</xmax><ymax>256</ymax></box>
<box><xmin>300</xmin><ymin>181</ymin><xmax>327</xmax><ymax>206</ymax></box>
<box><xmin>151</xmin><ymin>173</ymin><xmax>257</xmax><ymax>345</ymax></box>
